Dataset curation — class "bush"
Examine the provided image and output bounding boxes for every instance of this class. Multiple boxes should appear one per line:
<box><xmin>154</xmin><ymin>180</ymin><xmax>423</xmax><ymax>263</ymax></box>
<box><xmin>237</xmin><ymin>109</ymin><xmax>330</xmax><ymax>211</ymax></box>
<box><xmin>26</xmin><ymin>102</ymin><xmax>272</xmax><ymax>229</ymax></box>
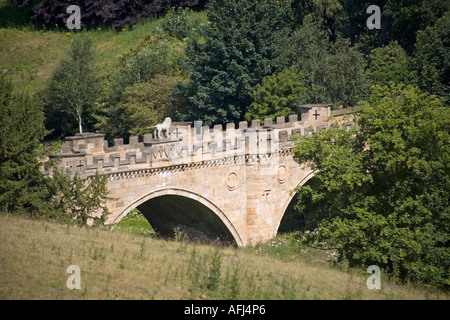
<box><xmin>26</xmin><ymin>0</ymin><xmax>208</xmax><ymax>30</ymax></box>
<box><xmin>245</xmin><ymin>66</ymin><xmax>308</xmax><ymax>122</ymax></box>
<box><xmin>293</xmin><ymin>84</ymin><xmax>450</xmax><ymax>289</ymax></box>
<box><xmin>45</xmin><ymin>168</ymin><xmax>112</xmax><ymax>227</ymax></box>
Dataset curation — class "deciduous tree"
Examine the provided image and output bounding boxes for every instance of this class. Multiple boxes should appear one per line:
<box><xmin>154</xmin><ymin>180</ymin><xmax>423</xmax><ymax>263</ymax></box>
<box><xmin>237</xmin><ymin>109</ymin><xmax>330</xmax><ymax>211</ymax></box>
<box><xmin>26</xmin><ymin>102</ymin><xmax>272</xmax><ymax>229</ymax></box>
<box><xmin>46</xmin><ymin>36</ymin><xmax>101</xmax><ymax>134</ymax></box>
<box><xmin>245</xmin><ymin>66</ymin><xmax>308</xmax><ymax>122</ymax></box>
<box><xmin>293</xmin><ymin>84</ymin><xmax>449</xmax><ymax>288</ymax></box>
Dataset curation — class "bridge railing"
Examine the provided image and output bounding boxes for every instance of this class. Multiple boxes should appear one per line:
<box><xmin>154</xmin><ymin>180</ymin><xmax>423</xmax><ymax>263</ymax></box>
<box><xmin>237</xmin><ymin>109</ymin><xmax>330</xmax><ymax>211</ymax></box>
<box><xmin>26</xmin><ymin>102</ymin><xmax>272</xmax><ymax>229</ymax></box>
<box><xmin>46</xmin><ymin>105</ymin><xmax>356</xmax><ymax>177</ymax></box>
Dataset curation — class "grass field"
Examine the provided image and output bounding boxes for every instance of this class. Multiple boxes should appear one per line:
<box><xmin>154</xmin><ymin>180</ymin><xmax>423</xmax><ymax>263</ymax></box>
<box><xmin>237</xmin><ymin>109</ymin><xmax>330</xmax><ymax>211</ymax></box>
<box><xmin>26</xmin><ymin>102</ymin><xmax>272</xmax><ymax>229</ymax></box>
<box><xmin>0</xmin><ymin>0</ymin><xmax>206</xmax><ymax>95</ymax></box>
<box><xmin>0</xmin><ymin>213</ymin><xmax>447</xmax><ymax>300</ymax></box>
<box><xmin>0</xmin><ymin>17</ymin><xmax>164</xmax><ymax>93</ymax></box>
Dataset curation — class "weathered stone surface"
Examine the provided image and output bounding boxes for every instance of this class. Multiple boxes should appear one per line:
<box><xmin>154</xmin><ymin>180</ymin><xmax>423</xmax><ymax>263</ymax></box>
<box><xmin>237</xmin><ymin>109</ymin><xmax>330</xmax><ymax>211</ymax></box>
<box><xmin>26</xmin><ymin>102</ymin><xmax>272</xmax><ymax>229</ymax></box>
<box><xmin>45</xmin><ymin>106</ymin><xmax>356</xmax><ymax>246</ymax></box>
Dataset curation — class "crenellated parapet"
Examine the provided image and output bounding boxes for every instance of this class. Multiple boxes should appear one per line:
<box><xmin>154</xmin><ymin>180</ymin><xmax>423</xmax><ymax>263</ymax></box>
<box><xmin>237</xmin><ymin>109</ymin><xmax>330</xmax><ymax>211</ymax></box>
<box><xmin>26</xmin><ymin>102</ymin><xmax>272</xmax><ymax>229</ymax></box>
<box><xmin>47</xmin><ymin>104</ymin><xmax>356</xmax><ymax>178</ymax></box>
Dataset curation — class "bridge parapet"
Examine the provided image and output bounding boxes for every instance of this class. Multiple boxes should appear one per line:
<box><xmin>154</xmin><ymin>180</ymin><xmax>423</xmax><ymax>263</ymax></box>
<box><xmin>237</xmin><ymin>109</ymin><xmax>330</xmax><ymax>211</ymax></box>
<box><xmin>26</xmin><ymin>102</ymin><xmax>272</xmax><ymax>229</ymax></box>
<box><xmin>48</xmin><ymin>104</ymin><xmax>355</xmax><ymax>177</ymax></box>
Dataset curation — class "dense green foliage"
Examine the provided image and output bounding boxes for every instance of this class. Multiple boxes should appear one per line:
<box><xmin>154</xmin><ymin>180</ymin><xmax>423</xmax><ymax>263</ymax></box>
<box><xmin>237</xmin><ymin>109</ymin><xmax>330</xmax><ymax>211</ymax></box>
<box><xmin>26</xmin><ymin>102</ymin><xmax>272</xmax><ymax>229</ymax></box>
<box><xmin>280</xmin><ymin>17</ymin><xmax>368</xmax><ymax>109</ymax></box>
<box><xmin>31</xmin><ymin>0</ymin><xmax>448</xmax><ymax>132</ymax></box>
<box><xmin>1</xmin><ymin>74</ymin><xmax>110</xmax><ymax>226</ymax></box>
<box><xmin>0</xmin><ymin>74</ymin><xmax>48</xmax><ymax>215</ymax></box>
<box><xmin>412</xmin><ymin>11</ymin><xmax>450</xmax><ymax>104</ymax></box>
<box><xmin>46</xmin><ymin>169</ymin><xmax>112</xmax><ymax>227</ymax></box>
<box><xmin>99</xmin><ymin>74</ymin><xmax>182</xmax><ymax>140</ymax></box>
<box><xmin>245</xmin><ymin>66</ymin><xmax>308</xmax><ymax>122</ymax></box>
<box><xmin>293</xmin><ymin>84</ymin><xmax>449</xmax><ymax>288</ymax></box>
<box><xmin>173</xmin><ymin>0</ymin><xmax>291</xmax><ymax>125</ymax></box>
<box><xmin>96</xmin><ymin>34</ymin><xmax>186</xmax><ymax>140</ymax></box>
<box><xmin>365</xmin><ymin>41</ymin><xmax>414</xmax><ymax>87</ymax></box>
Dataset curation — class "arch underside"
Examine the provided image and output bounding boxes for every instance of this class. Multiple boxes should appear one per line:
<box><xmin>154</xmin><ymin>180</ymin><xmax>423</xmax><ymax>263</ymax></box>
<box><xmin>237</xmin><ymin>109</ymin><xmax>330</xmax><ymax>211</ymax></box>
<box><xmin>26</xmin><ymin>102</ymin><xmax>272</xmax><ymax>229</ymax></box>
<box><xmin>138</xmin><ymin>195</ymin><xmax>235</xmax><ymax>243</ymax></box>
<box><xmin>115</xmin><ymin>188</ymin><xmax>242</xmax><ymax>246</ymax></box>
<box><xmin>274</xmin><ymin>170</ymin><xmax>316</xmax><ymax>235</ymax></box>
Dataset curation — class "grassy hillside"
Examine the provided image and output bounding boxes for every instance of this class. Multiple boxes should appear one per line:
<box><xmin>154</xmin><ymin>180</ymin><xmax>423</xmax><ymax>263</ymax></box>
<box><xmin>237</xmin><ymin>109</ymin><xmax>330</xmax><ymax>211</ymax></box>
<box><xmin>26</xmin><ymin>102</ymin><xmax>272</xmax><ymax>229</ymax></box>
<box><xmin>0</xmin><ymin>17</ymin><xmax>165</xmax><ymax>94</ymax></box>
<box><xmin>0</xmin><ymin>0</ymin><xmax>206</xmax><ymax>95</ymax></box>
<box><xmin>0</xmin><ymin>213</ymin><xmax>447</xmax><ymax>300</ymax></box>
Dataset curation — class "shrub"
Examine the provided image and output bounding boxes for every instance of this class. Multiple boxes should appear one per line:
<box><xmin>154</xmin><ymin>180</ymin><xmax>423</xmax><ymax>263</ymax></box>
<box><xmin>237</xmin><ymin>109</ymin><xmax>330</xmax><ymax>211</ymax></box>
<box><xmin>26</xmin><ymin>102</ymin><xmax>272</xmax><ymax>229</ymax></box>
<box><xmin>26</xmin><ymin>0</ymin><xmax>208</xmax><ymax>30</ymax></box>
<box><xmin>293</xmin><ymin>84</ymin><xmax>450</xmax><ymax>289</ymax></box>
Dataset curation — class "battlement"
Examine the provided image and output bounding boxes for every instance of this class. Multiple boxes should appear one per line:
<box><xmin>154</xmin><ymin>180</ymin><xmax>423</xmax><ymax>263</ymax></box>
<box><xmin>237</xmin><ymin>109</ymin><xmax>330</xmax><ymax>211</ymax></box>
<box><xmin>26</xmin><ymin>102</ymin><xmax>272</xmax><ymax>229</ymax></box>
<box><xmin>47</xmin><ymin>105</ymin><xmax>355</xmax><ymax>177</ymax></box>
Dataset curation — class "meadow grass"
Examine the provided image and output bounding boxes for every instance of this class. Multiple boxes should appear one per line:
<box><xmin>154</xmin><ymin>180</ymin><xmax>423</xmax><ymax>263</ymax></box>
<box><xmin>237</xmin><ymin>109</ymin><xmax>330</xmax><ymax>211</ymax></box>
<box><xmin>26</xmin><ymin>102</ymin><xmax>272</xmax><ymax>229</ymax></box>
<box><xmin>0</xmin><ymin>213</ymin><xmax>447</xmax><ymax>300</ymax></box>
<box><xmin>113</xmin><ymin>209</ymin><xmax>155</xmax><ymax>236</ymax></box>
<box><xmin>0</xmin><ymin>0</ymin><xmax>208</xmax><ymax>95</ymax></box>
<box><xmin>0</xmin><ymin>0</ymin><xmax>187</xmax><ymax>94</ymax></box>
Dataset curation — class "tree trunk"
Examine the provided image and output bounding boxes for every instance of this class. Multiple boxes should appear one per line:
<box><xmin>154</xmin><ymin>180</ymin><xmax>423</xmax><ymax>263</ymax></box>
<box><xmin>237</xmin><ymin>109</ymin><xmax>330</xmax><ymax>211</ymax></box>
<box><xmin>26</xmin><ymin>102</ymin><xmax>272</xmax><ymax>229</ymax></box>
<box><xmin>77</xmin><ymin>112</ymin><xmax>83</xmax><ymax>134</ymax></box>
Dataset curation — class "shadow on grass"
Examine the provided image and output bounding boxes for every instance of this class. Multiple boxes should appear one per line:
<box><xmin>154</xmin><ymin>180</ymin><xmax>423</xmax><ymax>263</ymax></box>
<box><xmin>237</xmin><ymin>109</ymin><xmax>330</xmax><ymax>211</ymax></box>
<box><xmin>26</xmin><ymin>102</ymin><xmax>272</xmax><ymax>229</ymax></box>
<box><xmin>0</xmin><ymin>0</ymin><xmax>36</xmax><ymax>28</ymax></box>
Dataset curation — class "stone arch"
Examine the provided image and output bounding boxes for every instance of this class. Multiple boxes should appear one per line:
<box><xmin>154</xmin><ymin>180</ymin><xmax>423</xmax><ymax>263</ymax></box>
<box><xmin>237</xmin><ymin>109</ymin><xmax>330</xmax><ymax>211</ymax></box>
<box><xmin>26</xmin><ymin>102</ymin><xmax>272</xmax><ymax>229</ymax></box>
<box><xmin>272</xmin><ymin>170</ymin><xmax>316</xmax><ymax>236</ymax></box>
<box><xmin>112</xmin><ymin>188</ymin><xmax>244</xmax><ymax>246</ymax></box>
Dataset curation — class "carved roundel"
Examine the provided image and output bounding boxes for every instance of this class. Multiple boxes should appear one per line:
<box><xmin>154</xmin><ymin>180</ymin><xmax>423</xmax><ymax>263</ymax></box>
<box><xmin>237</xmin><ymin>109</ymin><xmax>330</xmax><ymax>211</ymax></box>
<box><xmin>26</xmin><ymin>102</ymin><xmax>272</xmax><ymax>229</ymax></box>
<box><xmin>227</xmin><ymin>172</ymin><xmax>238</xmax><ymax>191</ymax></box>
<box><xmin>277</xmin><ymin>165</ymin><xmax>287</xmax><ymax>184</ymax></box>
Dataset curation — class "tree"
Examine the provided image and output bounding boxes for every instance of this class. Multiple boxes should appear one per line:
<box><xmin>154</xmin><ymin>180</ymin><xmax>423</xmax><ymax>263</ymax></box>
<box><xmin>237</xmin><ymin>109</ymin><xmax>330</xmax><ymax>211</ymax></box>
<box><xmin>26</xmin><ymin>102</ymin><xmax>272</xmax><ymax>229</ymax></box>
<box><xmin>340</xmin><ymin>0</ymin><xmax>449</xmax><ymax>55</ymax></box>
<box><xmin>280</xmin><ymin>18</ymin><xmax>368</xmax><ymax>108</ymax></box>
<box><xmin>96</xmin><ymin>34</ymin><xmax>185</xmax><ymax>140</ymax></box>
<box><xmin>0</xmin><ymin>74</ymin><xmax>112</xmax><ymax>225</ymax></box>
<box><xmin>293</xmin><ymin>84</ymin><xmax>449</xmax><ymax>288</ymax></box>
<box><xmin>366</xmin><ymin>41</ymin><xmax>416</xmax><ymax>87</ymax></box>
<box><xmin>245</xmin><ymin>66</ymin><xmax>308</xmax><ymax>122</ymax></box>
<box><xmin>290</xmin><ymin>0</ymin><xmax>346</xmax><ymax>42</ymax></box>
<box><xmin>174</xmin><ymin>0</ymin><xmax>291</xmax><ymax>125</ymax></box>
<box><xmin>46</xmin><ymin>169</ymin><xmax>112</xmax><ymax>227</ymax></box>
<box><xmin>0</xmin><ymin>75</ymin><xmax>48</xmax><ymax>215</ymax></box>
<box><xmin>162</xmin><ymin>6</ymin><xmax>208</xmax><ymax>40</ymax></box>
<box><xmin>97</xmin><ymin>75</ymin><xmax>181</xmax><ymax>140</ymax></box>
<box><xmin>413</xmin><ymin>12</ymin><xmax>450</xmax><ymax>104</ymax></box>
<box><xmin>46</xmin><ymin>36</ymin><xmax>101</xmax><ymax>134</ymax></box>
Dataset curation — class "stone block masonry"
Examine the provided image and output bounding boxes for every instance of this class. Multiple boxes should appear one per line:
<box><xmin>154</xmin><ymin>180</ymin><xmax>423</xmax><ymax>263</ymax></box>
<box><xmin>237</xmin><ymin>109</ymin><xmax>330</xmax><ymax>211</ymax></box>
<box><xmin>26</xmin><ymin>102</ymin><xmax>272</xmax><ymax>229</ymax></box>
<box><xmin>45</xmin><ymin>104</ymin><xmax>355</xmax><ymax>246</ymax></box>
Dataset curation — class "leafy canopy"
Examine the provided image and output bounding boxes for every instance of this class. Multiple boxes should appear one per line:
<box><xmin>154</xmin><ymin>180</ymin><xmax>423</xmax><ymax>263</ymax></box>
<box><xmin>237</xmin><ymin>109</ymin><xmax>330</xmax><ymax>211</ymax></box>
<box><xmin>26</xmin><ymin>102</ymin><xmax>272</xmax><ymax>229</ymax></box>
<box><xmin>366</xmin><ymin>41</ymin><xmax>416</xmax><ymax>87</ymax></box>
<box><xmin>413</xmin><ymin>11</ymin><xmax>450</xmax><ymax>104</ymax></box>
<box><xmin>174</xmin><ymin>0</ymin><xmax>291</xmax><ymax>125</ymax></box>
<box><xmin>293</xmin><ymin>84</ymin><xmax>449</xmax><ymax>288</ymax></box>
<box><xmin>280</xmin><ymin>18</ymin><xmax>368</xmax><ymax>109</ymax></box>
<box><xmin>46</xmin><ymin>36</ymin><xmax>101</xmax><ymax>134</ymax></box>
<box><xmin>245</xmin><ymin>66</ymin><xmax>308</xmax><ymax>122</ymax></box>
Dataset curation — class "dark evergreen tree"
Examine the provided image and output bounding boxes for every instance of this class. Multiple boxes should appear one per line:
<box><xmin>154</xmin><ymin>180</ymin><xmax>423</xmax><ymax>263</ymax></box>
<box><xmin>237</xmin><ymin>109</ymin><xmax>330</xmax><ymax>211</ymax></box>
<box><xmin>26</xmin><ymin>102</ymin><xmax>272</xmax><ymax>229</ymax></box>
<box><xmin>413</xmin><ymin>12</ymin><xmax>450</xmax><ymax>104</ymax></box>
<box><xmin>0</xmin><ymin>75</ymin><xmax>48</xmax><ymax>215</ymax></box>
<box><xmin>174</xmin><ymin>0</ymin><xmax>291</xmax><ymax>125</ymax></box>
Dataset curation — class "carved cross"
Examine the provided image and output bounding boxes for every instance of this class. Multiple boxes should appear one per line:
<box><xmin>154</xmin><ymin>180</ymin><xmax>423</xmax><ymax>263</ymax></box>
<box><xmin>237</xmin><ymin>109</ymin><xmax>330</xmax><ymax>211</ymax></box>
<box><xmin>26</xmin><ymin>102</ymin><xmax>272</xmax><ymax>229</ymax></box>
<box><xmin>172</xmin><ymin>128</ymin><xmax>180</xmax><ymax>139</ymax></box>
<box><xmin>313</xmin><ymin>110</ymin><xmax>320</xmax><ymax>120</ymax></box>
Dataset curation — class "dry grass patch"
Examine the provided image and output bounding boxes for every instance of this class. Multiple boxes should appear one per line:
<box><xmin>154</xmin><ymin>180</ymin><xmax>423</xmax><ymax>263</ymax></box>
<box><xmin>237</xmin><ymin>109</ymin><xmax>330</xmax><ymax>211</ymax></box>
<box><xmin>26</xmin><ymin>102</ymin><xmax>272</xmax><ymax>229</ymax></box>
<box><xmin>0</xmin><ymin>214</ymin><xmax>447</xmax><ymax>300</ymax></box>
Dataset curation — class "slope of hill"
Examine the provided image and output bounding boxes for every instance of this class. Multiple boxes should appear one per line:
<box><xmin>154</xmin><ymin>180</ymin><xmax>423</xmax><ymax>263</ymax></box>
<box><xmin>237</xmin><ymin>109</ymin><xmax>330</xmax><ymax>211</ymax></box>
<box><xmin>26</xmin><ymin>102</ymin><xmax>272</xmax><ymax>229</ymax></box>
<box><xmin>0</xmin><ymin>214</ymin><xmax>447</xmax><ymax>300</ymax></box>
<box><xmin>0</xmin><ymin>15</ymin><xmax>165</xmax><ymax>94</ymax></box>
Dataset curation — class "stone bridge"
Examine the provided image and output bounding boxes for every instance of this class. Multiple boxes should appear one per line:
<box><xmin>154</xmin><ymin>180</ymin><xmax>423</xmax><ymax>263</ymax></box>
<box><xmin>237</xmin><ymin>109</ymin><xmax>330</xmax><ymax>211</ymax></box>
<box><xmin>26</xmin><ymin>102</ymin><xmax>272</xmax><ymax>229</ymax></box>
<box><xmin>48</xmin><ymin>104</ymin><xmax>355</xmax><ymax>246</ymax></box>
